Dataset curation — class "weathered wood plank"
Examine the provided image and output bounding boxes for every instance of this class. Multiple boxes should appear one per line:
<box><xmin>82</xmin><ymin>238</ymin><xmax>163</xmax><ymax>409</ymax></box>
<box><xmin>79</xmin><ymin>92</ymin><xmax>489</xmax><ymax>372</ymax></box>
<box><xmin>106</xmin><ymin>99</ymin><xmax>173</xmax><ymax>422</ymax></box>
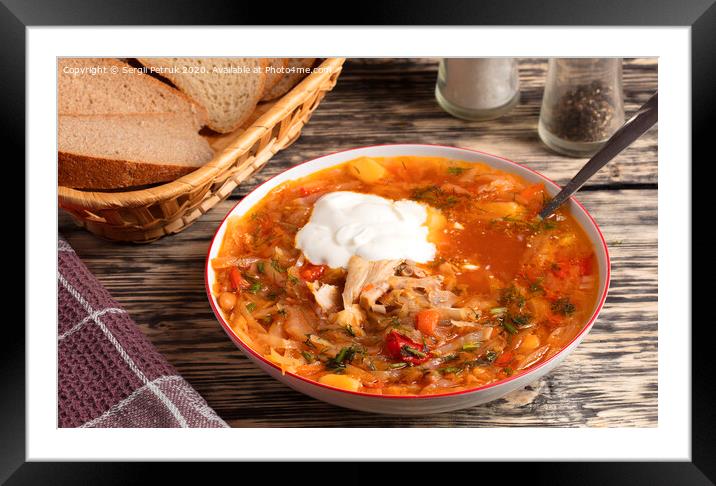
<box><xmin>59</xmin><ymin>188</ymin><xmax>657</xmax><ymax>428</ymax></box>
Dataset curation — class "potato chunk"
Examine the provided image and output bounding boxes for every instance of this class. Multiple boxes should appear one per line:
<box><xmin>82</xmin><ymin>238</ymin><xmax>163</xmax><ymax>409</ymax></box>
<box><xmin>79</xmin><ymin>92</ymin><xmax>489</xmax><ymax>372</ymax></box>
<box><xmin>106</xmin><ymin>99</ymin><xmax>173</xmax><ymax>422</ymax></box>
<box><xmin>479</xmin><ymin>202</ymin><xmax>524</xmax><ymax>218</ymax></box>
<box><xmin>319</xmin><ymin>373</ymin><xmax>362</xmax><ymax>391</ymax></box>
<box><xmin>425</xmin><ymin>206</ymin><xmax>447</xmax><ymax>244</ymax></box>
<box><xmin>425</xmin><ymin>206</ymin><xmax>447</xmax><ymax>231</ymax></box>
<box><xmin>348</xmin><ymin>157</ymin><xmax>387</xmax><ymax>183</ymax></box>
<box><xmin>518</xmin><ymin>334</ymin><xmax>541</xmax><ymax>352</ymax></box>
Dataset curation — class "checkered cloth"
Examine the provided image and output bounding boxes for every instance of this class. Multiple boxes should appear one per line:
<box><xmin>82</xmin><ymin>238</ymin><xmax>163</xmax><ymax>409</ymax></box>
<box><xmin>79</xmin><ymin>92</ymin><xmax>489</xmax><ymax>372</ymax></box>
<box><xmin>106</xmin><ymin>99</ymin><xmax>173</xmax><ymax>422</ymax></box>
<box><xmin>58</xmin><ymin>238</ymin><xmax>228</xmax><ymax>428</ymax></box>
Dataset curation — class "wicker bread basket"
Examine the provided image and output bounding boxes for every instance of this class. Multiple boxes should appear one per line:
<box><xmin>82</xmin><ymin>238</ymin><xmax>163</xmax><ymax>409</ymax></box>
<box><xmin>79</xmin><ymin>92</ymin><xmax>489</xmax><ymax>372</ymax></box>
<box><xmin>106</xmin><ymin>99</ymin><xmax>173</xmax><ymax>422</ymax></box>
<box><xmin>58</xmin><ymin>57</ymin><xmax>345</xmax><ymax>243</ymax></box>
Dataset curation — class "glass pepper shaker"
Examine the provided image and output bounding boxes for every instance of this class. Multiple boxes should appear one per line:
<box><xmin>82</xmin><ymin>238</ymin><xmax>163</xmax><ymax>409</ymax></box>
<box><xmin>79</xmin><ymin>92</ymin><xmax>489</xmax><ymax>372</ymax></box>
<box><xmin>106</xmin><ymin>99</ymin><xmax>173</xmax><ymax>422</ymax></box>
<box><xmin>435</xmin><ymin>58</ymin><xmax>520</xmax><ymax>120</ymax></box>
<box><xmin>538</xmin><ymin>58</ymin><xmax>625</xmax><ymax>157</ymax></box>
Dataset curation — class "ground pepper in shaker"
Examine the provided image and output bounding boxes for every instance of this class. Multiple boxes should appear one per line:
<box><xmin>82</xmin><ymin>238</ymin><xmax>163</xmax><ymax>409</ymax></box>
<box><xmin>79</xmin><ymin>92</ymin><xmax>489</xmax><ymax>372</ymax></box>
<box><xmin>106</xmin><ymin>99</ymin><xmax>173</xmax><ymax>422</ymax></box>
<box><xmin>435</xmin><ymin>58</ymin><xmax>520</xmax><ymax>120</ymax></box>
<box><xmin>538</xmin><ymin>58</ymin><xmax>625</xmax><ymax>157</ymax></box>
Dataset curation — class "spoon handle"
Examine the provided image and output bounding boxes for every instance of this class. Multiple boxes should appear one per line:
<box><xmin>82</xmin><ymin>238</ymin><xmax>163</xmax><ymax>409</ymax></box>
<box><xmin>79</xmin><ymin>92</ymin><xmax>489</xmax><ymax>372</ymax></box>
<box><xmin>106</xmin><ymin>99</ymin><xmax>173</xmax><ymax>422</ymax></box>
<box><xmin>539</xmin><ymin>92</ymin><xmax>658</xmax><ymax>220</ymax></box>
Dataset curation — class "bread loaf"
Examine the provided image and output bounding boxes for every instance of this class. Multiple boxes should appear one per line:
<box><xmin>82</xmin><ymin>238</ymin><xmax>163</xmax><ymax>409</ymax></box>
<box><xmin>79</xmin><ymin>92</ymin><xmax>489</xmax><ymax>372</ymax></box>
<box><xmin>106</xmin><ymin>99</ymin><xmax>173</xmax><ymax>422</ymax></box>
<box><xmin>261</xmin><ymin>58</ymin><xmax>316</xmax><ymax>101</ymax></box>
<box><xmin>262</xmin><ymin>58</ymin><xmax>289</xmax><ymax>97</ymax></box>
<box><xmin>137</xmin><ymin>57</ymin><xmax>267</xmax><ymax>133</ymax></box>
<box><xmin>58</xmin><ymin>113</ymin><xmax>214</xmax><ymax>189</ymax></box>
<box><xmin>58</xmin><ymin>58</ymin><xmax>208</xmax><ymax>130</ymax></box>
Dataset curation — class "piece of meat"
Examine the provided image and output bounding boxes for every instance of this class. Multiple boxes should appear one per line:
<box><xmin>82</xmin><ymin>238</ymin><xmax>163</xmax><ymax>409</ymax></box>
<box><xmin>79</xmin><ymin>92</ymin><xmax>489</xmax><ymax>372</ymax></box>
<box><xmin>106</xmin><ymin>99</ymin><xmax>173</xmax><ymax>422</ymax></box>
<box><xmin>396</xmin><ymin>260</ymin><xmax>428</xmax><ymax>278</ymax></box>
<box><xmin>342</xmin><ymin>256</ymin><xmax>371</xmax><ymax>308</ymax></box>
<box><xmin>307</xmin><ymin>281</ymin><xmax>340</xmax><ymax>313</ymax></box>
<box><xmin>379</xmin><ymin>288</ymin><xmax>432</xmax><ymax>316</ymax></box>
<box><xmin>342</xmin><ymin>256</ymin><xmax>401</xmax><ymax>310</ymax></box>
<box><xmin>388</xmin><ymin>275</ymin><xmax>458</xmax><ymax>307</ymax></box>
<box><xmin>360</xmin><ymin>282</ymin><xmax>391</xmax><ymax>313</ymax></box>
<box><xmin>359</xmin><ymin>259</ymin><xmax>401</xmax><ymax>311</ymax></box>
<box><xmin>338</xmin><ymin>256</ymin><xmax>481</xmax><ymax>335</ymax></box>
<box><xmin>388</xmin><ymin>275</ymin><xmax>444</xmax><ymax>292</ymax></box>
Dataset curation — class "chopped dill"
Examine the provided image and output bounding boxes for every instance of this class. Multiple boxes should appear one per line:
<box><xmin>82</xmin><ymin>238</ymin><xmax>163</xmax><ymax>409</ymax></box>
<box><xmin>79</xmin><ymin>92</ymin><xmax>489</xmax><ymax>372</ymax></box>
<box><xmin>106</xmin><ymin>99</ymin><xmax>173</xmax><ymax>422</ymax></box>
<box><xmin>502</xmin><ymin>320</ymin><xmax>518</xmax><ymax>335</ymax></box>
<box><xmin>270</xmin><ymin>259</ymin><xmax>286</xmax><ymax>273</ymax></box>
<box><xmin>551</xmin><ymin>297</ymin><xmax>576</xmax><ymax>316</ymax></box>
<box><xmin>447</xmin><ymin>166</ymin><xmax>467</xmax><ymax>175</ymax></box>
<box><xmin>326</xmin><ymin>346</ymin><xmax>357</xmax><ymax>372</ymax></box>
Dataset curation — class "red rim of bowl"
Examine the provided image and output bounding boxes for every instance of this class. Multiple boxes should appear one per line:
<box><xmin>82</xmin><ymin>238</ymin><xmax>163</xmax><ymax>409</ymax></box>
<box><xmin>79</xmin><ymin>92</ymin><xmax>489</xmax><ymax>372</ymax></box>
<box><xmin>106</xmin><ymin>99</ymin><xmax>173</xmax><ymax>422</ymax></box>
<box><xmin>205</xmin><ymin>144</ymin><xmax>611</xmax><ymax>400</ymax></box>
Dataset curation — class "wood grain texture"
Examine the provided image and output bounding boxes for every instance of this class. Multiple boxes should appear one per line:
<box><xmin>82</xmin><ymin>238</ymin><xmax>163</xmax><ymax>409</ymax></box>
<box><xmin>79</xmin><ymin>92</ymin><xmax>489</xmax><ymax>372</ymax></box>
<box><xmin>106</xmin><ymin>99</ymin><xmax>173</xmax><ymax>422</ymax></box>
<box><xmin>58</xmin><ymin>58</ymin><xmax>657</xmax><ymax>427</ymax></box>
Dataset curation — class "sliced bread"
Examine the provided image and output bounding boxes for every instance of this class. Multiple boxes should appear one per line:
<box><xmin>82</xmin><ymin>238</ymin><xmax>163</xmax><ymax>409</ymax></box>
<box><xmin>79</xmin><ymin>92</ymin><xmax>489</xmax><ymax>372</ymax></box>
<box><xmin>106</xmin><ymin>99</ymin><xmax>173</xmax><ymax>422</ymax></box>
<box><xmin>261</xmin><ymin>58</ymin><xmax>316</xmax><ymax>101</ymax></box>
<box><xmin>58</xmin><ymin>113</ymin><xmax>214</xmax><ymax>189</ymax></box>
<box><xmin>262</xmin><ymin>58</ymin><xmax>289</xmax><ymax>97</ymax></box>
<box><xmin>58</xmin><ymin>58</ymin><xmax>209</xmax><ymax>130</ymax></box>
<box><xmin>137</xmin><ymin>57</ymin><xmax>267</xmax><ymax>133</ymax></box>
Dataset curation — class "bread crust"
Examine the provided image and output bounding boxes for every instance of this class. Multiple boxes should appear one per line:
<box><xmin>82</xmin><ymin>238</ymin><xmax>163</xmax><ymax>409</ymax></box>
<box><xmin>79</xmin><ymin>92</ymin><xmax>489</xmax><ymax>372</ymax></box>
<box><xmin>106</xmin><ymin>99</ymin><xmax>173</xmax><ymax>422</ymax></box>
<box><xmin>59</xmin><ymin>151</ymin><xmax>201</xmax><ymax>190</ymax></box>
<box><xmin>262</xmin><ymin>58</ymin><xmax>289</xmax><ymax>97</ymax></box>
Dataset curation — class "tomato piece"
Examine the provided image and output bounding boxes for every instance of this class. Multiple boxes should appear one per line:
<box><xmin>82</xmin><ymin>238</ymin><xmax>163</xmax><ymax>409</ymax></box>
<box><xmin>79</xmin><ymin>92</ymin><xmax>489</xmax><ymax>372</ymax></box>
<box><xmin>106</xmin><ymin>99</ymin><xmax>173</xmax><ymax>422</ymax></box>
<box><xmin>516</xmin><ymin>183</ymin><xmax>545</xmax><ymax>212</ymax></box>
<box><xmin>416</xmin><ymin>309</ymin><xmax>441</xmax><ymax>336</ymax></box>
<box><xmin>384</xmin><ymin>330</ymin><xmax>431</xmax><ymax>365</ymax></box>
<box><xmin>299</xmin><ymin>263</ymin><xmax>327</xmax><ymax>282</ymax></box>
<box><xmin>495</xmin><ymin>351</ymin><xmax>514</xmax><ymax>366</ymax></box>
<box><xmin>578</xmin><ymin>256</ymin><xmax>593</xmax><ymax>276</ymax></box>
<box><xmin>384</xmin><ymin>330</ymin><xmax>407</xmax><ymax>358</ymax></box>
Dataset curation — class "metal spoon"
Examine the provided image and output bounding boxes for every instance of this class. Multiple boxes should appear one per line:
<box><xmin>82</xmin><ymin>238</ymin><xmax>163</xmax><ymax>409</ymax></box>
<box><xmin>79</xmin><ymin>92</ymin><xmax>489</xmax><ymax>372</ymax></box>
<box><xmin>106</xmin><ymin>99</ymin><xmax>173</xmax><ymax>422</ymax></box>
<box><xmin>538</xmin><ymin>92</ymin><xmax>658</xmax><ymax>220</ymax></box>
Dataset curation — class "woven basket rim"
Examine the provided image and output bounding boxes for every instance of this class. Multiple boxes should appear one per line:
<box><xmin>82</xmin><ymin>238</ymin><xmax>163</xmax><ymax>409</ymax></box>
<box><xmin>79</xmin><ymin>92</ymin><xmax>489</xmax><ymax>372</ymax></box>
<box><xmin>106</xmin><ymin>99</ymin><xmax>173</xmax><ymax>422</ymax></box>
<box><xmin>58</xmin><ymin>58</ymin><xmax>345</xmax><ymax>210</ymax></box>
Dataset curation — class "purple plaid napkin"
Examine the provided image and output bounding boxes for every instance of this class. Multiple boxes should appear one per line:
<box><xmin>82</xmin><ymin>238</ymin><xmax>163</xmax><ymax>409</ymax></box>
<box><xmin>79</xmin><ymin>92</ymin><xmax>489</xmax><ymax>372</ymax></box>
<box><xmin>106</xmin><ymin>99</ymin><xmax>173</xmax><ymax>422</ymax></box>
<box><xmin>58</xmin><ymin>238</ymin><xmax>228</xmax><ymax>428</ymax></box>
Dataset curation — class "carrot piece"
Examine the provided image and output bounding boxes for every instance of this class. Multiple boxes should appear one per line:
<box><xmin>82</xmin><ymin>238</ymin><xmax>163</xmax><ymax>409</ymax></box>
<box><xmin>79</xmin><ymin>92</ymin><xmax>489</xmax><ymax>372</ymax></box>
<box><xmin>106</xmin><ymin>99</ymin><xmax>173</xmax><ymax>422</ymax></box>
<box><xmin>495</xmin><ymin>351</ymin><xmax>514</xmax><ymax>366</ymax></box>
<box><xmin>299</xmin><ymin>263</ymin><xmax>326</xmax><ymax>282</ymax></box>
<box><xmin>416</xmin><ymin>309</ymin><xmax>441</xmax><ymax>336</ymax></box>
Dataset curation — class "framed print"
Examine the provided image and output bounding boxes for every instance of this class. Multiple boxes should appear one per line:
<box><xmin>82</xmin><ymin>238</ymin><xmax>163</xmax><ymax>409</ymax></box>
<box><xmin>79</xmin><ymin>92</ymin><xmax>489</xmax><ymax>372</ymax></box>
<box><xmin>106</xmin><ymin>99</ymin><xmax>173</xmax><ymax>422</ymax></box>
<box><xmin>6</xmin><ymin>0</ymin><xmax>709</xmax><ymax>481</ymax></box>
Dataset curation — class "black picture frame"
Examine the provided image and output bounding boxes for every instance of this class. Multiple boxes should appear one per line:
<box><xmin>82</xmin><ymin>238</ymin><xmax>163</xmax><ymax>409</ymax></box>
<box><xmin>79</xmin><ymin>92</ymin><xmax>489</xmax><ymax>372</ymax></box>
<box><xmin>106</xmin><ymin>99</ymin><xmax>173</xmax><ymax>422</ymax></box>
<box><xmin>6</xmin><ymin>0</ymin><xmax>708</xmax><ymax>482</ymax></box>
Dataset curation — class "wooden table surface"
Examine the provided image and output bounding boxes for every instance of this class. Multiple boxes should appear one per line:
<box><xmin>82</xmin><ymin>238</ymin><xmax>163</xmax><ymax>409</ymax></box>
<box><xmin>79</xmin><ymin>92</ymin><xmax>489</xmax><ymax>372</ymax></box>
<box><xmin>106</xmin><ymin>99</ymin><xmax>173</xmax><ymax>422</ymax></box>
<box><xmin>59</xmin><ymin>58</ymin><xmax>658</xmax><ymax>427</ymax></box>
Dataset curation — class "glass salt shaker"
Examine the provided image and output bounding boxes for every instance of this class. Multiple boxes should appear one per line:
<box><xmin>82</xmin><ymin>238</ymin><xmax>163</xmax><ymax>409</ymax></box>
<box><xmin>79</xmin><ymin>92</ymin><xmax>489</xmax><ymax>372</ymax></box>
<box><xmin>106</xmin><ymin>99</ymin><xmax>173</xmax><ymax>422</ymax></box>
<box><xmin>435</xmin><ymin>58</ymin><xmax>520</xmax><ymax>120</ymax></box>
<box><xmin>538</xmin><ymin>58</ymin><xmax>625</xmax><ymax>157</ymax></box>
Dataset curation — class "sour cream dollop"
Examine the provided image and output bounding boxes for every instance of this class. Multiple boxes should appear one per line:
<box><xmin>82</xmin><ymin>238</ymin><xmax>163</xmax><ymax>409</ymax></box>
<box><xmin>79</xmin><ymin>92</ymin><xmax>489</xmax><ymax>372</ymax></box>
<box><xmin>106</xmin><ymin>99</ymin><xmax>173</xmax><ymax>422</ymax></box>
<box><xmin>295</xmin><ymin>191</ymin><xmax>436</xmax><ymax>269</ymax></box>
